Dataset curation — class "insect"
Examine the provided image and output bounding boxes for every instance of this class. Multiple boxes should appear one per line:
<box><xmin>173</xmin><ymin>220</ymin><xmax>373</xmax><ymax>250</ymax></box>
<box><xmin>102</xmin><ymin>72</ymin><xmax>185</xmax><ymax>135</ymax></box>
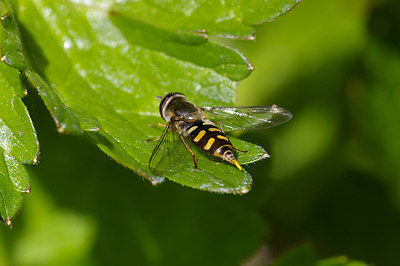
<box><xmin>149</xmin><ymin>92</ymin><xmax>292</xmax><ymax>175</ymax></box>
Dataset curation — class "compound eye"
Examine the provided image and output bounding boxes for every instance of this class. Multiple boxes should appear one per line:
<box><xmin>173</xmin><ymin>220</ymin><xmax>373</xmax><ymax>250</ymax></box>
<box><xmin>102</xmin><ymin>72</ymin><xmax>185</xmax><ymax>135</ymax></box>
<box><xmin>185</xmin><ymin>113</ymin><xmax>199</xmax><ymax>122</ymax></box>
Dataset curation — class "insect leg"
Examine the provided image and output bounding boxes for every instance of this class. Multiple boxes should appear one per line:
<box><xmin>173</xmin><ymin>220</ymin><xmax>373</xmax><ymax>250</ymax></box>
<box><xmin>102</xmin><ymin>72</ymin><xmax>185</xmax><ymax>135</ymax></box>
<box><xmin>145</xmin><ymin>137</ymin><xmax>160</xmax><ymax>142</ymax></box>
<box><xmin>146</xmin><ymin>123</ymin><xmax>167</xmax><ymax>141</ymax></box>
<box><xmin>179</xmin><ymin>135</ymin><xmax>198</xmax><ymax>169</ymax></box>
<box><xmin>232</xmin><ymin>147</ymin><xmax>248</xmax><ymax>153</ymax></box>
<box><xmin>147</xmin><ymin>123</ymin><xmax>167</xmax><ymax>128</ymax></box>
<box><xmin>215</xmin><ymin>121</ymin><xmax>225</xmax><ymax>134</ymax></box>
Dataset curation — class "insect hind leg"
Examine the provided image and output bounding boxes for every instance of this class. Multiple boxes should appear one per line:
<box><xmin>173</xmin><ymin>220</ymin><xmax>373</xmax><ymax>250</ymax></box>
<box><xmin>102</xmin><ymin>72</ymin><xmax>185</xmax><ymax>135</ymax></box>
<box><xmin>179</xmin><ymin>135</ymin><xmax>198</xmax><ymax>169</ymax></box>
<box><xmin>232</xmin><ymin>146</ymin><xmax>248</xmax><ymax>153</ymax></box>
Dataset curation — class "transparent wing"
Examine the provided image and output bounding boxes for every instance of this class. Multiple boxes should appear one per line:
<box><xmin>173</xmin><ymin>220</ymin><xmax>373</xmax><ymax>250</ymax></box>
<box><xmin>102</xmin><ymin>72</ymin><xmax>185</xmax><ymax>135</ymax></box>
<box><xmin>202</xmin><ymin>105</ymin><xmax>292</xmax><ymax>131</ymax></box>
<box><xmin>149</xmin><ymin>122</ymin><xmax>189</xmax><ymax>175</ymax></box>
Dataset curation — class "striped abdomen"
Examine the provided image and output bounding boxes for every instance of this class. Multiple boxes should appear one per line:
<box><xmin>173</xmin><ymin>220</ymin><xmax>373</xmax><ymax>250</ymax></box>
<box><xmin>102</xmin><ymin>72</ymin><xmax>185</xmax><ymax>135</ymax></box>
<box><xmin>186</xmin><ymin>120</ymin><xmax>241</xmax><ymax>170</ymax></box>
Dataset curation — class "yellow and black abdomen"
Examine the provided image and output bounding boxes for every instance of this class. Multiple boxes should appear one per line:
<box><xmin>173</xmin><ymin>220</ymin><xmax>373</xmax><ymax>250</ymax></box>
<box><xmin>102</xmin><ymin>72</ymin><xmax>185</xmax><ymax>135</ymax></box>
<box><xmin>187</xmin><ymin>120</ymin><xmax>237</xmax><ymax>165</ymax></box>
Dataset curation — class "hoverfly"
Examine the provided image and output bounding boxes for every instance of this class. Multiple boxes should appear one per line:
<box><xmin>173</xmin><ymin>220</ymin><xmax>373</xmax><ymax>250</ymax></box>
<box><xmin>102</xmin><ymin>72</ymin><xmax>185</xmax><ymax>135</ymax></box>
<box><xmin>149</xmin><ymin>92</ymin><xmax>292</xmax><ymax>175</ymax></box>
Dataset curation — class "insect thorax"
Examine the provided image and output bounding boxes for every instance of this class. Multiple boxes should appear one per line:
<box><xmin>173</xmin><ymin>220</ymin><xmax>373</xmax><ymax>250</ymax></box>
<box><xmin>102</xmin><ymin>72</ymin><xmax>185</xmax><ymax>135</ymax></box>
<box><xmin>162</xmin><ymin>94</ymin><xmax>203</xmax><ymax>122</ymax></box>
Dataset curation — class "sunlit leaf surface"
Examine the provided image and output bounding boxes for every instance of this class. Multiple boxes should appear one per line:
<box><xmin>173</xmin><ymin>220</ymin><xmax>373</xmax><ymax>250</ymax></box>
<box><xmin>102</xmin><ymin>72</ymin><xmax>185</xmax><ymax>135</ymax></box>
<box><xmin>16</xmin><ymin>0</ymin><xmax>296</xmax><ymax>193</ymax></box>
<box><xmin>0</xmin><ymin>62</ymin><xmax>38</xmax><ymax>224</ymax></box>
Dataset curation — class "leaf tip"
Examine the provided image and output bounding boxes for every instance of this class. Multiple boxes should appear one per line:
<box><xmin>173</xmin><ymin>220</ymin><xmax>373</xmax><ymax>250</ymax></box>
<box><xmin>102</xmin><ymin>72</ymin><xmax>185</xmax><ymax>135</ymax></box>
<box><xmin>150</xmin><ymin>179</ymin><xmax>163</xmax><ymax>186</ymax></box>
<box><xmin>32</xmin><ymin>153</ymin><xmax>39</xmax><ymax>164</ymax></box>
<box><xmin>248</xmin><ymin>63</ymin><xmax>255</xmax><ymax>72</ymax></box>
<box><xmin>56</xmin><ymin>124</ymin><xmax>67</xmax><ymax>134</ymax></box>
<box><xmin>262</xmin><ymin>151</ymin><xmax>270</xmax><ymax>159</ymax></box>
<box><xmin>23</xmin><ymin>186</ymin><xmax>31</xmax><ymax>194</ymax></box>
<box><xmin>0</xmin><ymin>55</ymin><xmax>7</xmax><ymax>63</ymax></box>
<box><xmin>248</xmin><ymin>32</ymin><xmax>256</xmax><ymax>41</ymax></box>
<box><xmin>56</xmin><ymin>122</ymin><xmax>83</xmax><ymax>135</ymax></box>
<box><xmin>140</xmin><ymin>171</ymin><xmax>165</xmax><ymax>186</ymax></box>
<box><xmin>1</xmin><ymin>215</ymin><xmax>15</xmax><ymax>227</ymax></box>
<box><xmin>237</xmin><ymin>185</ymin><xmax>252</xmax><ymax>195</ymax></box>
<box><xmin>0</xmin><ymin>13</ymin><xmax>8</xmax><ymax>22</ymax></box>
<box><xmin>4</xmin><ymin>218</ymin><xmax>13</xmax><ymax>227</ymax></box>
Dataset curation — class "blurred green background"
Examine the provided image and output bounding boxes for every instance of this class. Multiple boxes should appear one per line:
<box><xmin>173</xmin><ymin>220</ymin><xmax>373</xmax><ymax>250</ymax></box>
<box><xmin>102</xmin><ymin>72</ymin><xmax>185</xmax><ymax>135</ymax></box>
<box><xmin>1</xmin><ymin>0</ymin><xmax>400</xmax><ymax>265</ymax></box>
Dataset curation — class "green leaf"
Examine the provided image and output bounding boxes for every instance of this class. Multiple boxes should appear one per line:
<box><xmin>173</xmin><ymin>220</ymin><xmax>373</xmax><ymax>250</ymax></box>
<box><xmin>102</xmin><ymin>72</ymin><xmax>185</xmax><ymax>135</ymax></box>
<box><xmin>317</xmin><ymin>256</ymin><xmax>368</xmax><ymax>266</ymax></box>
<box><xmin>273</xmin><ymin>244</ymin><xmax>317</xmax><ymax>266</ymax></box>
<box><xmin>0</xmin><ymin>62</ymin><xmax>38</xmax><ymax>225</ymax></box>
<box><xmin>11</xmin><ymin>181</ymin><xmax>96</xmax><ymax>265</ymax></box>
<box><xmin>0</xmin><ymin>0</ymin><xmax>29</xmax><ymax>70</ymax></box>
<box><xmin>17</xmin><ymin>0</ymin><xmax>292</xmax><ymax>193</ymax></box>
<box><xmin>273</xmin><ymin>244</ymin><xmax>368</xmax><ymax>266</ymax></box>
<box><xmin>112</xmin><ymin>0</ymin><xmax>301</xmax><ymax>39</ymax></box>
<box><xmin>0</xmin><ymin>150</ymin><xmax>31</xmax><ymax>225</ymax></box>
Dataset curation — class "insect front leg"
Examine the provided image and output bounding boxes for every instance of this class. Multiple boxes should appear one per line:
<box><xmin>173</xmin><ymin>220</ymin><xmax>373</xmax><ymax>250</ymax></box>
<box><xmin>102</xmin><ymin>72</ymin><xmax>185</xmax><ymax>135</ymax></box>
<box><xmin>145</xmin><ymin>137</ymin><xmax>160</xmax><ymax>142</ymax></box>
<box><xmin>179</xmin><ymin>135</ymin><xmax>198</xmax><ymax>170</ymax></box>
<box><xmin>147</xmin><ymin>123</ymin><xmax>167</xmax><ymax>128</ymax></box>
<box><xmin>146</xmin><ymin>123</ymin><xmax>167</xmax><ymax>142</ymax></box>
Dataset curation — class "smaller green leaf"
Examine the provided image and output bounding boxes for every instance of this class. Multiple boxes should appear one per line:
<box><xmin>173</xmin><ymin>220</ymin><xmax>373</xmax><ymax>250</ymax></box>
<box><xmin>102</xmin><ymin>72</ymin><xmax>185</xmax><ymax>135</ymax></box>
<box><xmin>12</xmin><ymin>180</ymin><xmax>96</xmax><ymax>265</ymax></box>
<box><xmin>0</xmin><ymin>64</ymin><xmax>38</xmax><ymax>164</ymax></box>
<box><xmin>3</xmin><ymin>150</ymin><xmax>30</xmax><ymax>193</ymax></box>
<box><xmin>273</xmin><ymin>244</ymin><xmax>317</xmax><ymax>266</ymax></box>
<box><xmin>317</xmin><ymin>256</ymin><xmax>368</xmax><ymax>266</ymax></box>
<box><xmin>0</xmin><ymin>0</ymin><xmax>38</xmax><ymax>225</ymax></box>
<box><xmin>273</xmin><ymin>244</ymin><xmax>368</xmax><ymax>266</ymax></box>
<box><xmin>0</xmin><ymin>149</ymin><xmax>25</xmax><ymax>225</ymax></box>
<box><xmin>0</xmin><ymin>65</ymin><xmax>35</xmax><ymax>224</ymax></box>
<box><xmin>0</xmin><ymin>0</ymin><xmax>28</xmax><ymax>69</ymax></box>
